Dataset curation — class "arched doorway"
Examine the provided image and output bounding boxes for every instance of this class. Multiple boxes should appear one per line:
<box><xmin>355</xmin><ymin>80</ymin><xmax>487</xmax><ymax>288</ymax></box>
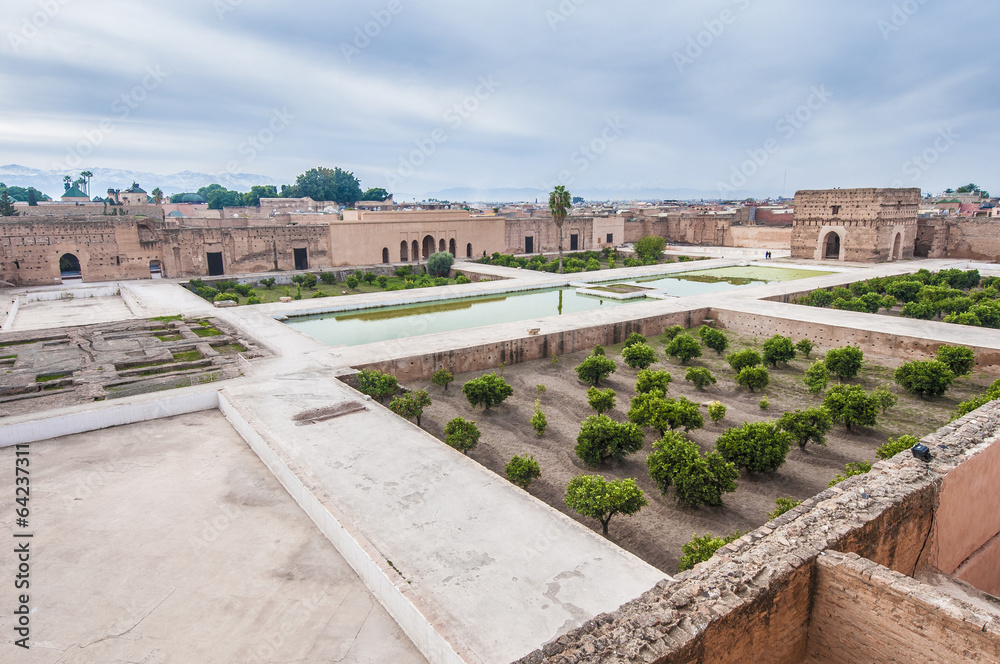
<box><xmin>891</xmin><ymin>233</ymin><xmax>901</xmax><ymax>261</ymax></box>
<box><xmin>449</xmin><ymin>238</ymin><xmax>456</xmax><ymax>256</ymax></box>
<box><xmin>59</xmin><ymin>253</ymin><xmax>82</xmax><ymax>282</ymax></box>
<box><xmin>411</xmin><ymin>240</ymin><xmax>419</xmax><ymax>262</ymax></box>
<box><xmin>149</xmin><ymin>260</ymin><xmax>163</xmax><ymax>279</ymax></box>
<box><xmin>422</xmin><ymin>235</ymin><xmax>435</xmax><ymax>259</ymax></box>
<box><xmin>823</xmin><ymin>232</ymin><xmax>841</xmax><ymax>260</ymax></box>
<box><xmin>438</xmin><ymin>238</ymin><xmax>446</xmax><ymax>253</ymax></box>
<box><xmin>466</xmin><ymin>243</ymin><xmax>473</xmax><ymax>258</ymax></box>
<box><xmin>400</xmin><ymin>241</ymin><xmax>408</xmax><ymax>262</ymax></box>
<box><xmin>382</xmin><ymin>247</ymin><xmax>390</xmax><ymax>264</ymax></box>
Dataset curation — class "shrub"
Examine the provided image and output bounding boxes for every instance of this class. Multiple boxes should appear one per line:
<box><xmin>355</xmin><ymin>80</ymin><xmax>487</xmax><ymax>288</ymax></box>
<box><xmin>870</xmin><ymin>387</ymin><xmax>897</xmax><ymax>413</ymax></box>
<box><xmin>587</xmin><ymin>387</ymin><xmax>616</xmax><ymax>415</ymax></box>
<box><xmin>804</xmin><ymin>360</ymin><xmax>830</xmax><ymax>395</ymax></box>
<box><xmin>319</xmin><ymin>272</ymin><xmax>337</xmax><ymax>285</ymax></box>
<box><xmin>594</xmin><ymin>345</ymin><xmax>606</xmax><ymax>356</ymax></box>
<box><xmin>301</xmin><ymin>273</ymin><xmax>318</xmax><ymax>289</ymax></box>
<box><xmin>636</xmin><ymin>369</ymin><xmax>672</xmax><ymax>395</ymax></box>
<box><xmin>462</xmin><ymin>372</ymin><xmax>513</xmax><ymax>409</ymax></box>
<box><xmin>758</xmin><ymin>396</ymin><xmax>770</xmax><ymax>410</ymax></box>
<box><xmin>505</xmin><ymin>454</ymin><xmax>541</xmax><ymax>489</ymax></box>
<box><xmin>375</xmin><ymin>275</ymin><xmax>388</xmax><ymax>288</ymax></box>
<box><xmin>727</xmin><ymin>348</ymin><xmax>762</xmax><ymax>373</ymax></box>
<box><xmin>736</xmin><ymin>366</ymin><xmax>769</xmax><ymax>392</ymax></box>
<box><xmin>427</xmin><ymin>251</ymin><xmax>454</xmax><ymax>277</ymax></box>
<box><xmin>431</xmin><ymin>368</ymin><xmax>454</xmax><ymax>391</ymax></box>
<box><xmin>762</xmin><ymin>335</ymin><xmax>796</xmax><ymax>367</ymax></box>
<box><xmin>699</xmin><ymin>326</ymin><xmax>729</xmax><ymax>355</ymax></box>
<box><xmin>951</xmin><ymin>379</ymin><xmax>1000</xmax><ymax>420</ymax></box>
<box><xmin>628</xmin><ymin>392</ymin><xmax>704</xmax><ymax>434</ymax></box>
<box><xmin>885</xmin><ymin>279</ymin><xmax>923</xmax><ymax>303</ymax></box>
<box><xmin>768</xmin><ymin>497</ymin><xmax>802</xmax><ymax>520</ymax></box>
<box><xmin>828</xmin><ymin>460</ymin><xmax>872</xmax><ymax>487</ymax></box>
<box><xmin>259</xmin><ymin>277</ymin><xmax>276</xmax><ymax>289</ymax></box>
<box><xmin>634</xmin><ymin>235</ymin><xmax>666</xmax><ymax>264</ymax></box>
<box><xmin>894</xmin><ymin>360</ymin><xmax>955</xmax><ymax>398</ymax></box>
<box><xmin>531</xmin><ymin>400</ymin><xmax>548</xmax><ymax>436</ymax></box>
<box><xmin>394</xmin><ymin>265</ymin><xmax>413</xmax><ymax>277</ymax></box>
<box><xmin>901</xmin><ymin>301</ymin><xmax>938</xmax><ymax>320</ymax></box>
<box><xmin>455</xmin><ymin>274</ymin><xmax>471</xmax><ymax>284</ymax></box>
<box><xmin>444</xmin><ymin>417</ymin><xmax>480</xmax><ymax>454</ymax></box>
<box><xmin>575</xmin><ymin>415</ymin><xmax>645</xmax><ymax>466</ymax></box>
<box><xmin>345</xmin><ymin>275</ymin><xmax>360</xmax><ymax>289</ymax></box>
<box><xmin>214</xmin><ymin>291</ymin><xmax>240</xmax><ymax>303</ymax></box>
<box><xmin>877</xmin><ymin>434</ymin><xmax>920</xmax><ymax>460</ymax></box>
<box><xmin>707</xmin><ymin>401</ymin><xmax>726</xmax><ymax>423</ymax></box>
<box><xmin>575</xmin><ymin>352</ymin><xmax>617</xmax><ymax>386</ymax></box>
<box><xmin>215</xmin><ymin>279</ymin><xmax>237</xmax><ymax>291</ymax></box>
<box><xmin>685</xmin><ymin>367</ymin><xmax>716</xmax><ymax>390</ymax></box>
<box><xmin>564</xmin><ymin>475</ymin><xmax>647</xmax><ymax>537</ymax></box>
<box><xmin>646</xmin><ymin>432</ymin><xmax>738</xmax><ymax>508</ymax></box>
<box><xmin>663</xmin><ymin>325</ymin><xmax>684</xmax><ymax>341</ymax></box>
<box><xmin>824</xmin><ymin>346</ymin><xmax>864</xmax><ymax>381</ymax></box>
<box><xmin>666</xmin><ymin>334</ymin><xmax>702</xmax><ymax>364</ymax></box>
<box><xmin>246</xmin><ymin>296</ymin><xmax>261</xmax><ymax>305</ymax></box>
<box><xmin>936</xmin><ymin>344</ymin><xmax>976</xmax><ymax>377</ymax></box>
<box><xmin>388</xmin><ymin>390</ymin><xmax>431</xmax><ymax>426</ymax></box>
<box><xmin>623</xmin><ymin>332</ymin><xmax>647</xmax><ymax>348</ymax></box>
<box><xmin>716</xmin><ymin>421</ymin><xmax>792</xmax><ymax>473</ymax></box>
<box><xmin>357</xmin><ymin>368</ymin><xmax>398</xmax><ymax>403</ymax></box>
<box><xmin>777</xmin><ymin>407</ymin><xmax>833</xmax><ymax>450</ymax></box>
<box><xmin>585</xmin><ymin>258</ymin><xmax>601</xmax><ymax>271</ymax></box>
<box><xmin>233</xmin><ymin>283</ymin><xmax>254</xmax><ymax>297</ymax></box>
<box><xmin>536</xmin><ymin>384</ymin><xmax>547</xmax><ymax>395</ymax></box>
<box><xmin>823</xmin><ymin>384</ymin><xmax>878</xmax><ymax>430</ymax></box>
<box><xmin>677</xmin><ymin>531</ymin><xmax>742</xmax><ymax>571</ymax></box>
<box><xmin>622</xmin><ymin>342</ymin><xmax>657</xmax><ymax>370</ymax></box>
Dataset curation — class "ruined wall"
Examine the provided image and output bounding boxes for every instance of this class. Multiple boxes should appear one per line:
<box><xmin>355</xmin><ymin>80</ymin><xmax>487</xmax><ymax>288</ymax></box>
<box><xmin>503</xmin><ymin>216</ymin><xmax>623</xmax><ymax>255</ymax></box>
<box><xmin>806</xmin><ymin>551</ymin><xmax>1000</xmax><ymax>664</ymax></box>
<box><xmin>937</xmin><ymin>218</ymin><xmax>1000</xmax><ymax>262</ymax></box>
<box><xmin>159</xmin><ymin>225</ymin><xmax>331</xmax><ymax>277</ymax></box>
<box><xmin>726</xmin><ymin>227</ymin><xmax>792</xmax><ymax>249</ymax></box>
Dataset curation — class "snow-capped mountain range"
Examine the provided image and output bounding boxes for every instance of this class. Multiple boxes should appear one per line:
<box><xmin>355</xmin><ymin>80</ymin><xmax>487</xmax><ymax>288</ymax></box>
<box><xmin>0</xmin><ymin>164</ymin><xmax>280</xmax><ymax>200</ymax></box>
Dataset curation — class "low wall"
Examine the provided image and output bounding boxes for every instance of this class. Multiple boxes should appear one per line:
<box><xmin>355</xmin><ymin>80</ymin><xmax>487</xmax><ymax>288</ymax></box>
<box><xmin>1</xmin><ymin>295</ymin><xmax>18</xmax><ymax>331</ymax></box>
<box><xmin>359</xmin><ymin>309</ymin><xmax>709</xmax><ymax>382</ymax></box>
<box><xmin>118</xmin><ymin>283</ymin><xmax>144</xmax><ymax>316</ymax></box>
<box><xmin>24</xmin><ymin>285</ymin><xmax>120</xmax><ymax>302</ymax></box>
<box><xmin>806</xmin><ymin>551</ymin><xmax>1000</xmax><ymax>663</ymax></box>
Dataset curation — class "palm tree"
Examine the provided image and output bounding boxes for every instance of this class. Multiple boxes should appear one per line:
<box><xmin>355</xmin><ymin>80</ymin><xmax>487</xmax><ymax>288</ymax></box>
<box><xmin>548</xmin><ymin>185</ymin><xmax>571</xmax><ymax>274</ymax></box>
<box><xmin>80</xmin><ymin>171</ymin><xmax>93</xmax><ymax>197</ymax></box>
<box><xmin>62</xmin><ymin>175</ymin><xmax>71</xmax><ymax>192</ymax></box>
<box><xmin>151</xmin><ymin>187</ymin><xmax>163</xmax><ymax>205</ymax></box>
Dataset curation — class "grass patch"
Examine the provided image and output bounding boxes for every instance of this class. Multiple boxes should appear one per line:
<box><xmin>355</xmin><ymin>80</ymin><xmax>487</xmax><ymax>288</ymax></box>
<box><xmin>172</xmin><ymin>350</ymin><xmax>202</xmax><ymax>362</ymax></box>
<box><xmin>212</xmin><ymin>343</ymin><xmax>246</xmax><ymax>354</ymax></box>
<box><xmin>151</xmin><ymin>315</ymin><xmax>183</xmax><ymax>322</ymax></box>
<box><xmin>155</xmin><ymin>333</ymin><xmax>183</xmax><ymax>342</ymax></box>
<box><xmin>0</xmin><ymin>354</ymin><xmax>16</xmax><ymax>361</ymax></box>
<box><xmin>36</xmin><ymin>371</ymin><xmax>72</xmax><ymax>383</ymax></box>
<box><xmin>0</xmin><ymin>339</ymin><xmax>37</xmax><ymax>348</ymax></box>
<box><xmin>193</xmin><ymin>327</ymin><xmax>222</xmax><ymax>338</ymax></box>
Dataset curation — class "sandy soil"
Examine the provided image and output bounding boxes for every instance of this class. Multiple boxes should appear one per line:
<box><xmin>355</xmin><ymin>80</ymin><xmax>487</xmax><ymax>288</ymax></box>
<box><xmin>406</xmin><ymin>330</ymin><xmax>994</xmax><ymax>573</ymax></box>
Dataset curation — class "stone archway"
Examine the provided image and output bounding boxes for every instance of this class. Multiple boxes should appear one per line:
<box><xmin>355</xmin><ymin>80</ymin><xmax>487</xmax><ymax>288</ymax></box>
<box><xmin>59</xmin><ymin>253</ymin><xmax>82</xmax><ymax>282</ymax></box>
<box><xmin>422</xmin><ymin>235</ymin><xmax>435</xmax><ymax>259</ymax></box>
<box><xmin>466</xmin><ymin>243</ymin><xmax>473</xmax><ymax>258</ymax></box>
<box><xmin>449</xmin><ymin>238</ymin><xmax>456</xmax><ymax>256</ymax></box>
<box><xmin>382</xmin><ymin>247</ymin><xmax>390</xmax><ymax>264</ymax></box>
<box><xmin>400</xmin><ymin>241</ymin><xmax>409</xmax><ymax>262</ymax></box>
<box><xmin>439</xmin><ymin>238</ymin><xmax>446</xmax><ymax>253</ymax></box>
<box><xmin>411</xmin><ymin>240</ymin><xmax>419</xmax><ymax>262</ymax></box>
<box><xmin>822</xmin><ymin>231</ymin><xmax>841</xmax><ymax>260</ymax></box>
<box><xmin>891</xmin><ymin>233</ymin><xmax>902</xmax><ymax>261</ymax></box>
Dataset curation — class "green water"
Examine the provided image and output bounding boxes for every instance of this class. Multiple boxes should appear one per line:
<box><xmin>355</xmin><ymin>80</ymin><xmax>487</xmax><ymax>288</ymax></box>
<box><xmin>619</xmin><ymin>266</ymin><xmax>835</xmax><ymax>296</ymax></box>
<box><xmin>286</xmin><ymin>288</ymin><xmax>635</xmax><ymax>347</ymax></box>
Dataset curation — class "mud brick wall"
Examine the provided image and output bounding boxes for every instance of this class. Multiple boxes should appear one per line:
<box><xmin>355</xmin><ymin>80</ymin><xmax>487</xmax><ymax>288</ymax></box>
<box><xmin>726</xmin><ymin>226</ymin><xmax>792</xmax><ymax>249</ymax></box>
<box><xmin>160</xmin><ymin>225</ymin><xmax>331</xmax><ymax>277</ymax></box>
<box><xmin>806</xmin><ymin>551</ymin><xmax>1000</xmax><ymax>664</ymax></box>
<box><xmin>938</xmin><ymin>219</ymin><xmax>1000</xmax><ymax>262</ymax></box>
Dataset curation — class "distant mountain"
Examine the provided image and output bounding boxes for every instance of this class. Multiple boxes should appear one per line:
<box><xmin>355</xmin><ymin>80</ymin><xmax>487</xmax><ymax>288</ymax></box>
<box><xmin>0</xmin><ymin>164</ymin><xmax>279</xmax><ymax>200</ymax></box>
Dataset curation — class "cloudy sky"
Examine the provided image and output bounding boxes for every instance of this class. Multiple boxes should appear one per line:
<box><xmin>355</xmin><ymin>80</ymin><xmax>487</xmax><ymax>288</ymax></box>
<box><xmin>1</xmin><ymin>0</ymin><xmax>996</xmax><ymax>200</ymax></box>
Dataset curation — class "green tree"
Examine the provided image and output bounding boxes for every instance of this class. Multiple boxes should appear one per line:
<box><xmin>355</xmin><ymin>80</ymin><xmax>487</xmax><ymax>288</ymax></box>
<box><xmin>564</xmin><ymin>475</ymin><xmax>647</xmax><ymax>537</ymax></box>
<box><xmin>623</xmin><ymin>332</ymin><xmax>647</xmax><ymax>348</ymax></box>
<box><xmin>893</xmin><ymin>360</ymin><xmax>955</xmax><ymax>398</ymax></box>
<box><xmin>627</xmin><ymin>392</ymin><xmax>703</xmax><ymax>434</ymax></box>
<box><xmin>575</xmin><ymin>415</ymin><xmax>645</xmax><ymax>466</ymax></box>
<box><xmin>663</xmin><ymin>325</ymin><xmax>684</xmax><ymax>341</ymax></box>
<box><xmin>361</xmin><ymin>187</ymin><xmax>390</xmax><ymax>201</ymax></box>
<box><xmin>0</xmin><ymin>186</ymin><xmax>19</xmax><ymax>216</ymax></box>
<box><xmin>677</xmin><ymin>531</ymin><xmax>742</xmax><ymax>571</ymax></box>
<box><xmin>388</xmin><ymin>390</ymin><xmax>431</xmax><ymax>426</ymax></box>
<box><xmin>951</xmin><ymin>379</ymin><xmax>1000</xmax><ymax>421</ymax></box>
<box><xmin>735</xmin><ymin>366</ymin><xmax>769</xmax><ymax>392</ymax></box>
<box><xmin>936</xmin><ymin>344</ymin><xmax>976</xmax><ymax>377</ymax></box>
<box><xmin>575</xmin><ymin>352</ymin><xmax>617</xmax><ymax>386</ymax></box>
<box><xmin>877</xmin><ymin>434</ymin><xmax>920</xmax><ymax>460</ymax></box>
<box><xmin>622</xmin><ymin>342</ymin><xmax>657</xmax><ymax>370</ymax></box>
<box><xmin>666</xmin><ymin>334</ymin><xmax>702</xmax><ymax>364</ymax></box>
<box><xmin>462</xmin><ymin>372</ymin><xmax>513</xmax><ymax>410</ymax></box>
<box><xmin>531</xmin><ymin>399</ymin><xmax>548</xmax><ymax>436</ymax></box>
<box><xmin>768</xmin><ymin>497</ymin><xmax>802</xmax><ymax>519</ymax></box>
<box><xmin>444</xmin><ymin>417</ymin><xmax>481</xmax><ymax>454</ymax></box>
<box><xmin>700</xmin><ymin>327</ymin><xmax>728</xmax><ymax>355</ymax></box>
<box><xmin>356</xmin><ymin>368</ymin><xmax>398</xmax><ymax>403</ymax></box>
<box><xmin>426</xmin><ymin>251</ymin><xmax>454</xmax><ymax>277</ymax></box>
<box><xmin>828</xmin><ymin>460</ymin><xmax>872</xmax><ymax>487</ymax></box>
<box><xmin>795</xmin><ymin>338</ymin><xmax>814</xmax><ymax>358</ymax></box>
<box><xmin>636</xmin><ymin>369</ymin><xmax>672</xmax><ymax>394</ymax></box>
<box><xmin>707</xmin><ymin>401</ymin><xmax>726</xmax><ymax>423</ymax></box>
<box><xmin>804</xmin><ymin>360</ymin><xmax>830</xmax><ymax>395</ymax></box>
<box><xmin>431</xmin><ymin>368</ymin><xmax>455</xmax><ymax>391</ymax></box>
<box><xmin>685</xmin><ymin>367</ymin><xmax>716</xmax><ymax>390</ymax></box>
<box><xmin>587</xmin><ymin>387</ymin><xmax>616</xmax><ymax>415</ymax></box>
<box><xmin>716</xmin><ymin>421</ymin><xmax>792</xmax><ymax>473</ymax></box>
<box><xmin>646</xmin><ymin>432</ymin><xmax>738</xmax><ymax>508</ymax></box>
<box><xmin>634</xmin><ymin>235</ymin><xmax>666</xmax><ymax>264</ymax></box>
<box><xmin>284</xmin><ymin>166</ymin><xmax>363</xmax><ymax>205</ymax></box>
<box><xmin>549</xmin><ymin>185</ymin><xmax>571</xmax><ymax>273</ymax></box>
<box><xmin>870</xmin><ymin>387</ymin><xmax>897</xmax><ymax>413</ymax></box>
<box><xmin>150</xmin><ymin>187</ymin><xmax>163</xmax><ymax>205</ymax></box>
<box><xmin>727</xmin><ymin>348</ymin><xmax>762</xmax><ymax>372</ymax></box>
<box><xmin>823</xmin><ymin>384</ymin><xmax>878</xmax><ymax>430</ymax></box>
<box><xmin>243</xmin><ymin>184</ymin><xmax>278</xmax><ymax>206</ymax></box>
<box><xmin>762</xmin><ymin>335</ymin><xmax>796</xmax><ymax>367</ymax></box>
<box><xmin>505</xmin><ymin>454</ymin><xmax>541</xmax><ymax>488</ymax></box>
<box><xmin>825</xmin><ymin>346</ymin><xmax>864</xmax><ymax>381</ymax></box>
<box><xmin>777</xmin><ymin>407</ymin><xmax>833</xmax><ymax>450</ymax></box>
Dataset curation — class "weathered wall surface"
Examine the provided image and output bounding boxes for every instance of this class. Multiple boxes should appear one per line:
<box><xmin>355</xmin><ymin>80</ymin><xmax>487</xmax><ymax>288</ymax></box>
<box><xmin>159</xmin><ymin>225</ymin><xmax>331</xmax><ymax>277</ymax></box>
<box><xmin>806</xmin><ymin>551</ymin><xmax>1000</xmax><ymax>664</ymax></box>
<box><xmin>934</xmin><ymin>219</ymin><xmax>1000</xmax><ymax>262</ymax></box>
<box><xmin>727</xmin><ymin>226</ymin><xmax>792</xmax><ymax>249</ymax></box>
<box><xmin>333</xmin><ymin>214</ymin><xmax>507</xmax><ymax>266</ymax></box>
<box><xmin>503</xmin><ymin>216</ymin><xmax>624</xmax><ymax>255</ymax></box>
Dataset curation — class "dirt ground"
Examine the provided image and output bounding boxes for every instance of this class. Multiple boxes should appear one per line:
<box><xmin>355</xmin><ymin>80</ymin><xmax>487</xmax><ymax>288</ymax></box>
<box><xmin>406</xmin><ymin>329</ymin><xmax>995</xmax><ymax>574</ymax></box>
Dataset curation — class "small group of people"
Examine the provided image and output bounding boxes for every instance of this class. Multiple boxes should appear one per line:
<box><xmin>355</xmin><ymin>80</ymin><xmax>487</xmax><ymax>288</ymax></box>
<box><xmin>764</xmin><ymin>251</ymin><xmax>772</xmax><ymax>259</ymax></box>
